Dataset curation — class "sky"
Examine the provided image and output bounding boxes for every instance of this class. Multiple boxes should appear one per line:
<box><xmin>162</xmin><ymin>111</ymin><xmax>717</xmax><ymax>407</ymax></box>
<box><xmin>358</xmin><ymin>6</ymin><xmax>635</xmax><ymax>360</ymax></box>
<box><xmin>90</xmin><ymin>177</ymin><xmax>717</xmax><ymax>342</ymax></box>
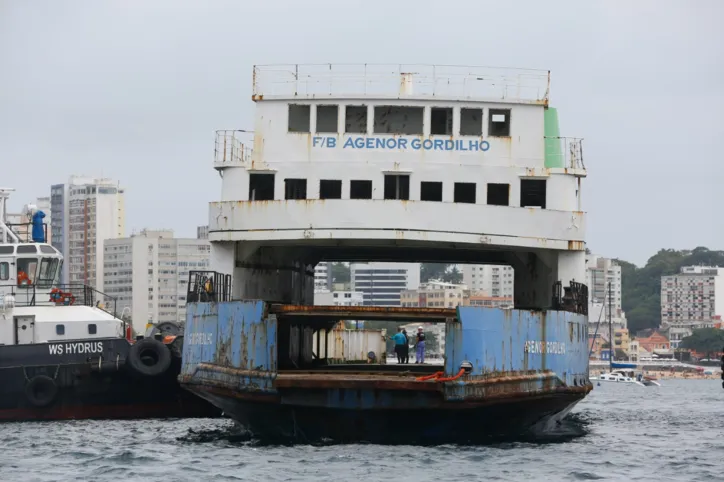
<box><xmin>1</xmin><ymin>0</ymin><xmax>722</xmax><ymax>266</ymax></box>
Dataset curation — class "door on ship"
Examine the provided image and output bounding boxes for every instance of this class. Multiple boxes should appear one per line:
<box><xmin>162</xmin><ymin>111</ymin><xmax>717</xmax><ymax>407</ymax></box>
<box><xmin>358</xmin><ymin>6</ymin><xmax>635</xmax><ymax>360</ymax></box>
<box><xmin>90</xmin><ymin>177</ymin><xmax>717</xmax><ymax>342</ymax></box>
<box><xmin>14</xmin><ymin>315</ymin><xmax>35</xmax><ymax>344</ymax></box>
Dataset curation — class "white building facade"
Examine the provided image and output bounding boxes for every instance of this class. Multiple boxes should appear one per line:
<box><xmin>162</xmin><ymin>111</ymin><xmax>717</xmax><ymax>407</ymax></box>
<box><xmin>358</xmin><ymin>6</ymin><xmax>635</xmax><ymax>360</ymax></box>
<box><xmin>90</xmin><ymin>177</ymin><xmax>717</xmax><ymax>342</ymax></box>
<box><xmin>661</xmin><ymin>266</ymin><xmax>724</xmax><ymax>347</ymax></box>
<box><xmin>103</xmin><ymin>229</ymin><xmax>210</xmax><ymax>334</ymax></box>
<box><xmin>314</xmin><ymin>261</ymin><xmax>332</xmax><ymax>291</ymax></box>
<box><xmin>401</xmin><ymin>280</ymin><xmax>467</xmax><ymax>308</ymax></box>
<box><xmin>314</xmin><ymin>289</ymin><xmax>364</xmax><ymax>306</ymax></box>
<box><xmin>462</xmin><ymin>265</ymin><xmax>514</xmax><ymax>299</ymax></box>
<box><xmin>351</xmin><ymin>262</ymin><xmax>421</xmax><ymax>306</ymax></box>
<box><xmin>51</xmin><ymin>176</ymin><xmax>125</xmax><ymax>288</ymax></box>
<box><xmin>585</xmin><ymin>254</ymin><xmax>623</xmax><ymax>321</ymax></box>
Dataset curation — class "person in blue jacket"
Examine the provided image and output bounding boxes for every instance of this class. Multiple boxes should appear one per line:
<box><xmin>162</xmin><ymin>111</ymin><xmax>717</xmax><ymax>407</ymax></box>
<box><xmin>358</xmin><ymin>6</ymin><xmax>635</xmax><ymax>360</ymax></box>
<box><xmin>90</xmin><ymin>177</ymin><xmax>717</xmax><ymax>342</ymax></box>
<box><xmin>390</xmin><ymin>327</ymin><xmax>407</xmax><ymax>364</ymax></box>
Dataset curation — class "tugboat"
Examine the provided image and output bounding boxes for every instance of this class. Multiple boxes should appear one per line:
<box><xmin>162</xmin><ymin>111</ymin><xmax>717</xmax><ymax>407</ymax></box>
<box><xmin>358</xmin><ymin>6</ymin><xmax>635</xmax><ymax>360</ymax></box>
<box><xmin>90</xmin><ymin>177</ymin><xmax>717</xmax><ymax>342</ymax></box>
<box><xmin>179</xmin><ymin>64</ymin><xmax>592</xmax><ymax>443</ymax></box>
<box><xmin>0</xmin><ymin>188</ymin><xmax>220</xmax><ymax>421</ymax></box>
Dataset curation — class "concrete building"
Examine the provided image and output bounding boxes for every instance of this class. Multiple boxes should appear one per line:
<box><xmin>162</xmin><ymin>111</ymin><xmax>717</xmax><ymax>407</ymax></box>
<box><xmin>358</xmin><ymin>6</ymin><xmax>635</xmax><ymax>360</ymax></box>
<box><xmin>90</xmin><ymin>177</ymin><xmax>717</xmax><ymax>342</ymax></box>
<box><xmin>314</xmin><ymin>289</ymin><xmax>364</xmax><ymax>306</ymax></box>
<box><xmin>51</xmin><ymin>176</ymin><xmax>125</xmax><ymax>288</ymax></box>
<box><xmin>400</xmin><ymin>280</ymin><xmax>467</xmax><ymax>308</ymax></box>
<box><xmin>585</xmin><ymin>254</ymin><xmax>622</xmax><ymax>319</ymax></box>
<box><xmin>462</xmin><ymin>265</ymin><xmax>514</xmax><ymax>299</ymax></box>
<box><xmin>103</xmin><ymin>229</ymin><xmax>210</xmax><ymax>334</ymax></box>
<box><xmin>351</xmin><ymin>262</ymin><xmax>421</xmax><ymax>306</ymax></box>
<box><xmin>197</xmin><ymin>225</ymin><xmax>209</xmax><ymax>240</ymax></box>
<box><xmin>314</xmin><ymin>261</ymin><xmax>332</xmax><ymax>291</ymax></box>
<box><xmin>661</xmin><ymin>266</ymin><xmax>724</xmax><ymax>347</ymax></box>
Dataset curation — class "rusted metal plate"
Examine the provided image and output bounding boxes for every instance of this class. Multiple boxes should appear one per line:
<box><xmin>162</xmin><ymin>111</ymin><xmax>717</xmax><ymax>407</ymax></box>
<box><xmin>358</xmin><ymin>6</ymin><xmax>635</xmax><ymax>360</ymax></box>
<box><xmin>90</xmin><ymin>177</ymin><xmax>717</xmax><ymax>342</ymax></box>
<box><xmin>270</xmin><ymin>303</ymin><xmax>456</xmax><ymax>321</ymax></box>
<box><xmin>274</xmin><ymin>373</ymin><xmax>441</xmax><ymax>392</ymax></box>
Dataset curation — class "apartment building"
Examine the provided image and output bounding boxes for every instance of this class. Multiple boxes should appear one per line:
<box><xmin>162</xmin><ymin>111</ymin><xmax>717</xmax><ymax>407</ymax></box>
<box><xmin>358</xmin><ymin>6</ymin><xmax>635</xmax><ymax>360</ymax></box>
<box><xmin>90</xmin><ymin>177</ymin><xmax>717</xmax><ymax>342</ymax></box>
<box><xmin>314</xmin><ymin>261</ymin><xmax>332</xmax><ymax>291</ymax></box>
<box><xmin>462</xmin><ymin>264</ymin><xmax>514</xmax><ymax>299</ymax></box>
<box><xmin>197</xmin><ymin>225</ymin><xmax>209</xmax><ymax>240</ymax></box>
<box><xmin>103</xmin><ymin>229</ymin><xmax>210</xmax><ymax>334</ymax></box>
<box><xmin>351</xmin><ymin>262</ymin><xmax>421</xmax><ymax>306</ymax></box>
<box><xmin>314</xmin><ymin>290</ymin><xmax>364</xmax><ymax>306</ymax></box>
<box><xmin>661</xmin><ymin>266</ymin><xmax>723</xmax><ymax>347</ymax></box>
<box><xmin>585</xmin><ymin>254</ymin><xmax>622</xmax><ymax>319</ymax></box>
<box><xmin>51</xmin><ymin>176</ymin><xmax>125</xmax><ymax>287</ymax></box>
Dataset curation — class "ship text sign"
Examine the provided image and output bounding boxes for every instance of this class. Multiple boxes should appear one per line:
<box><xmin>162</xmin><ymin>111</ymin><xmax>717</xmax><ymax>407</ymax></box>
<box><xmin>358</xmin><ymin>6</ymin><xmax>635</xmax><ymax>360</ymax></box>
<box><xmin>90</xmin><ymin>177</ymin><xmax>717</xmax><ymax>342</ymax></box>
<box><xmin>312</xmin><ymin>136</ymin><xmax>490</xmax><ymax>152</ymax></box>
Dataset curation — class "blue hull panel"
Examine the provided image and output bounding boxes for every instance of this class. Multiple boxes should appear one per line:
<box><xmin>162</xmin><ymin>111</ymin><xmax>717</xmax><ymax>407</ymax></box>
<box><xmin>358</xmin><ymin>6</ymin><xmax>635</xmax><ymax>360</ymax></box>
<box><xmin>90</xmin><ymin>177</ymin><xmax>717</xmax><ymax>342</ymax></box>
<box><xmin>179</xmin><ymin>302</ymin><xmax>592</xmax><ymax>443</ymax></box>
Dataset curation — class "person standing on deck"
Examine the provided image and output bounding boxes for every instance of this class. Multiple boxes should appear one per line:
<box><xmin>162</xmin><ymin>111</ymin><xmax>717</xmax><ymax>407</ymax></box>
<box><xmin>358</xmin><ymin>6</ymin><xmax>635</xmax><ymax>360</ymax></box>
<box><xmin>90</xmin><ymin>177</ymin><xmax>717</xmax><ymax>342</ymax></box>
<box><xmin>414</xmin><ymin>326</ymin><xmax>426</xmax><ymax>364</ymax></box>
<box><xmin>401</xmin><ymin>328</ymin><xmax>410</xmax><ymax>364</ymax></box>
<box><xmin>390</xmin><ymin>328</ymin><xmax>407</xmax><ymax>363</ymax></box>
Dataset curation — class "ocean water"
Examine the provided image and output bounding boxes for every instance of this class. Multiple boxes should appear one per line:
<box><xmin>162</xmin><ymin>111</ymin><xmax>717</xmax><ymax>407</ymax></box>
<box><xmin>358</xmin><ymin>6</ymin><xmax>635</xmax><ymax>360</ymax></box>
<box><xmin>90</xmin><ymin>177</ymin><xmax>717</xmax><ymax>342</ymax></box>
<box><xmin>2</xmin><ymin>379</ymin><xmax>723</xmax><ymax>482</ymax></box>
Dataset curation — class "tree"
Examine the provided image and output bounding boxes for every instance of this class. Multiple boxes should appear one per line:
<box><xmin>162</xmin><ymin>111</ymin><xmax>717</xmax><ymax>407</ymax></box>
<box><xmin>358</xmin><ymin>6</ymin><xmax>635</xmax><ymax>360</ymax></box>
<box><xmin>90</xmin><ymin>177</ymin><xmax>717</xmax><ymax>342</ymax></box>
<box><xmin>330</xmin><ymin>262</ymin><xmax>350</xmax><ymax>284</ymax></box>
<box><xmin>679</xmin><ymin>328</ymin><xmax>724</xmax><ymax>360</ymax></box>
<box><xmin>420</xmin><ymin>263</ymin><xmax>463</xmax><ymax>284</ymax></box>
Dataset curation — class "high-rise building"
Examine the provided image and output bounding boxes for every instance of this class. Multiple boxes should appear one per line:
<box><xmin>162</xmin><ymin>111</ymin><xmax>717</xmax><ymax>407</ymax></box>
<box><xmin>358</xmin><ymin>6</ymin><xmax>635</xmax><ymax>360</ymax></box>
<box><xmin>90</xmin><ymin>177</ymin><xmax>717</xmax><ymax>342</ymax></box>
<box><xmin>51</xmin><ymin>176</ymin><xmax>125</xmax><ymax>288</ymax></box>
<box><xmin>103</xmin><ymin>229</ymin><xmax>211</xmax><ymax>334</ymax></box>
<box><xmin>462</xmin><ymin>265</ymin><xmax>514</xmax><ymax>299</ymax></box>
<box><xmin>400</xmin><ymin>280</ymin><xmax>467</xmax><ymax>308</ymax></box>
<box><xmin>585</xmin><ymin>254</ymin><xmax>622</xmax><ymax>319</ymax></box>
<box><xmin>350</xmin><ymin>262</ymin><xmax>420</xmax><ymax>306</ymax></box>
<box><xmin>661</xmin><ymin>266</ymin><xmax>723</xmax><ymax>348</ymax></box>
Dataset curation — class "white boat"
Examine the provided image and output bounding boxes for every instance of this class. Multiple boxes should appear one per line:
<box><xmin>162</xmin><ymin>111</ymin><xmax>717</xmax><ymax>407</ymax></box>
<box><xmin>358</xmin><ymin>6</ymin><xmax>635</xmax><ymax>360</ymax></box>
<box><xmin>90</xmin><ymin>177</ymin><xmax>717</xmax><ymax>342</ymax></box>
<box><xmin>591</xmin><ymin>369</ymin><xmax>661</xmax><ymax>386</ymax></box>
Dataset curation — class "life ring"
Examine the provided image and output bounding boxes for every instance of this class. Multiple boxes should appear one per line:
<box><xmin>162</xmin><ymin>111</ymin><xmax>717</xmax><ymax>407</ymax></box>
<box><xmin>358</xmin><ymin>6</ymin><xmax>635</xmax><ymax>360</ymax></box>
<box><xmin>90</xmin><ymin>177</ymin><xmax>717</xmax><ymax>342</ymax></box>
<box><xmin>25</xmin><ymin>375</ymin><xmax>58</xmax><ymax>408</ymax></box>
<box><xmin>127</xmin><ymin>338</ymin><xmax>172</xmax><ymax>377</ymax></box>
<box><xmin>49</xmin><ymin>288</ymin><xmax>75</xmax><ymax>305</ymax></box>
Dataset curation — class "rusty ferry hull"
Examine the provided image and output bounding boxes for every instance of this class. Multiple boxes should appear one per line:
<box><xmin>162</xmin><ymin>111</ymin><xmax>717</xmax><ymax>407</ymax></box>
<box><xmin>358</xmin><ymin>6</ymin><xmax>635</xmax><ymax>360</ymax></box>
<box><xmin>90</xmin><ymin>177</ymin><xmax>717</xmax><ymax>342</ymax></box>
<box><xmin>179</xmin><ymin>302</ymin><xmax>592</xmax><ymax>444</ymax></box>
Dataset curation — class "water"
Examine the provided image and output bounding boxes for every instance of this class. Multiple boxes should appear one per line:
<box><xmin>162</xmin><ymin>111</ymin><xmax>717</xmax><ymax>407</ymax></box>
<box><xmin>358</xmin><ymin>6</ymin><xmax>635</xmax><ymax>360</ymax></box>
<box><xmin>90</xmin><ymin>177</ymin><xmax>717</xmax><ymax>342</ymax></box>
<box><xmin>2</xmin><ymin>379</ymin><xmax>722</xmax><ymax>482</ymax></box>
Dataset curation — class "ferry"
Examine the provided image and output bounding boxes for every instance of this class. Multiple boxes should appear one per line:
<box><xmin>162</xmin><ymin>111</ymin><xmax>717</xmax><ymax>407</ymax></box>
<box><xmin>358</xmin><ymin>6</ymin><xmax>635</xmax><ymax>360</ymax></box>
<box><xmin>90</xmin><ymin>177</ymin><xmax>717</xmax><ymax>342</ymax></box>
<box><xmin>0</xmin><ymin>189</ymin><xmax>220</xmax><ymax>420</ymax></box>
<box><xmin>179</xmin><ymin>63</ymin><xmax>592</xmax><ymax>443</ymax></box>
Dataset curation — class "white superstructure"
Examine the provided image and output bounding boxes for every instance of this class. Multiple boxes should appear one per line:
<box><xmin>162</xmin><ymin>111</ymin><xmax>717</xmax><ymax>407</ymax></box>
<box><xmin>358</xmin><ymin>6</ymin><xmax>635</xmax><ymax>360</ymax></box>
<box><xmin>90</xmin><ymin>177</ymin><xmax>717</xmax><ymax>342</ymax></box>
<box><xmin>208</xmin><ymin>64</ymin><xmax>587</xmax><ymax>308</ymax></box>
<box><xmin>103</xmin><ymin>229</ymin><xmax>210</xmax><ymax>333</ymax></box>
<box><xmin>50</xmin><ymin>176</ymin><xmax>125</xmax><ymax>289</ymax></box>
<box><xmin>0</xmin><ymin>188</ymin><xmax>124</xmax><ymax>346</ymax></box>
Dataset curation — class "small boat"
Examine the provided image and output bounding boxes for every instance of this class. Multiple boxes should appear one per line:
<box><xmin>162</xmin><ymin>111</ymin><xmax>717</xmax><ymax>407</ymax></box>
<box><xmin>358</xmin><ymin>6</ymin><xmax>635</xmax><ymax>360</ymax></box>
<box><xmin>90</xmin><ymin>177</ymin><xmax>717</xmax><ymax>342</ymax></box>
<box><xmin>591</xmin><ymin>369</ymin><xmax>660</xmax><ymax>387</ymax></box>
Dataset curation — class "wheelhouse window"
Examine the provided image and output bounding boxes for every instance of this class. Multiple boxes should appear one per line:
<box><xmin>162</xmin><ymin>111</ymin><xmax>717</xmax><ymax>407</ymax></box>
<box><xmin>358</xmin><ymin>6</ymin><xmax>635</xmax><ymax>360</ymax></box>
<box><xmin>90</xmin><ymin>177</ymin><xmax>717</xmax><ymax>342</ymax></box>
<box><xmin>345</xmin><ymin>105</ymin><xmax>368</xmax><ymax>133</ymax></box>
<box><xmin>0</xmin><ymin>262</ymin><xmax>8</xmax><ymax>281</ymax></box>
<box><xmin>488</xmin><ymin>109</ymin><xmax>511</xmax><ymax>137</ymax></box>
<box><xmin>38</xmin><ymin>258</ymin><xmax>59</xmax><ymax>288</ymax></box>
<box><xmin>88</xmin><ymin>324</ymin><xmax>97</xmax><ymax>335</ymax></box>
<box><xmin>56</xmin><ymin>324</ymin><xmax>65</xmax><ymax>335</ymax></box>
<box><xmin>350</xmin><ymin>180</ymin><xmax>373</xmax><ymax>199</ymax></box>
<box><xmin>316</xmin><ymin>105</ymin><xmax>338</xmax><ymax>133</ymax></box>
<box><xmin>383</xmin><ymin>175</ymin><xmax>410</xmax><ymax>200</ymax></box>
<box><xmin>249</xmin><ymin>173</ymin><xmax>275</xmax><ymax>201</ymax></box>
<box><xmin>16</xmin><ymin>258</ymin><xmax>38</xmax><ymax>286</ymax></box>
<box><xmin>430</xmin><ymin>107</ymin><xmax>453</xmax><ymax>135</ymax></box>
<box><xmin>460</xmin><ymin>108</ymin><xmax>483</xmax><ymax>136</ymax></box>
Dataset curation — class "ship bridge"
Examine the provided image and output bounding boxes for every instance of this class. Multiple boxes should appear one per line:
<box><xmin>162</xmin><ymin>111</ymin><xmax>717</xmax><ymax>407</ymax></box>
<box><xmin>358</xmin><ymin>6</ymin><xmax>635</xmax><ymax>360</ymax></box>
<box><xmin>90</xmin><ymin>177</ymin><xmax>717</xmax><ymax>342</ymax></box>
<box><xmin>210</xmin><ymin>64</ymin><xmax>588</xmax><ymax>309</ymax></box>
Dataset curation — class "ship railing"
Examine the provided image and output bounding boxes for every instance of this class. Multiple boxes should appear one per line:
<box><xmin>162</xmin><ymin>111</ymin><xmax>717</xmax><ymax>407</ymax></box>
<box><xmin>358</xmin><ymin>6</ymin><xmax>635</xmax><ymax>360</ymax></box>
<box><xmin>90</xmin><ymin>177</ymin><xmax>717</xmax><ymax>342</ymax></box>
<box><xmin>4</xmin><ymin>222</ymin><xmax>48</xmax><ymax>244</ymax></box>
<box><xmin>551</xmin><ymin>280</ymin><xmax>588</xmax><ymax>315</ymax></box>
<box><xmin>0</xmin><ymin>282</ymin><xmax>119</xmax><ymax>317</ymax></box>
<box><xmin>544</xmin><ymin>137</ymin><xmax>586</xmax><ymax>170</ymax></box>
<box><xmin>252</xmin><ymin>64</ymin><xmax>551</xmax><ymax>104</ymax></box>
<box><xmin>214</xmin><ymin>130</ymin><xmax>253</xmax><ymax>169</ymax></box>
<box><xmin>186</xmin><ymin>271</ymin><xmax>232</xmax><ymax>304</ymax></box>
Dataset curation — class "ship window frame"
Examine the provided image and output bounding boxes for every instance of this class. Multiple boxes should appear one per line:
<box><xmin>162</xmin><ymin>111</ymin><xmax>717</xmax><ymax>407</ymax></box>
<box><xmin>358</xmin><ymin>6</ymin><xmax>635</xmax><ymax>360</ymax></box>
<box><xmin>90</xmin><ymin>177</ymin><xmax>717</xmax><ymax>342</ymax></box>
<box><xmin>430</xmin><ymin>107</ymin><xmax>453</xmax><ymax>136</ymax></box>
<box><xmin>383</xmin><ymin>174</ymin><xmax>410</xmax><ymax>201</ymax></box>
<box><xmin>319</xmin><ymin>179</ymin><xmax>342</xmax><ymax>200</ymax></box>
<box><xmin>520</xmin><ymin>179</ymin><xmax>547</xmax><ymax>209</ymax></box>
<box><xmin>460</xmin><ymin>108</ymin><xmax>483</xmax><ymax>136</ymax></box>
<box><xmin>0</xmin><ymin>262</ymin><xmax>8</xmax><ymax>281</ymax></box>
<box><xmin>56</xmin><ymin>324</ymin><xmax>65</xmax><ymax>335</ymax></box>
<box><xmin>420</xmin><ymin>181</ymin><xmax>443</xmax><ymax>202</ymax></box>
<box><xmin>488</xmin><ymin>109</ymin><xmax>511</xmax><ymax>137</ymax></box>
<box><xmin>249</xmin><ymin>173</ymin><xmax>275</xmax><ymax>201</ymax></box>
<box><xmin>316</xmin><ymin>105</ymin><xmax>339</xmax><ymax>133</ymax></box>
<box><xmin>345</xmin><ymin>105</ymin><xmax>368</xmax><ymax>134</ymax></box>
<box><xmin>350</xmin><ymin>180</ymin><xmax>373</xmax><ymax>199</ymax></box>
<box><xmin>88</xmin><ymin>324</ymin><xmax>97</xmax><ymax>335</ymax></box>
<box><xmin>284</xmin><ymin>178</ymin><xmax>308</xmax><ymax>200</ymax></box>
<box><xmin>288</xmin><ymin>104</ymin><xmax>311</xmax><ymax>133</ymax></box>
<box><xmin>487</xmin><ymin>183</ymin><xmax>510</xmax><ymax>206</ymax></box>
<box><xmin>454</xmin><ymin>182</ymin><xmax>476</xmax><ymax>204</ymax></box>
<box><xmin>373</xmin><ymin>106</ymin><xmax>424</xmax><ymax>135</ymax></box>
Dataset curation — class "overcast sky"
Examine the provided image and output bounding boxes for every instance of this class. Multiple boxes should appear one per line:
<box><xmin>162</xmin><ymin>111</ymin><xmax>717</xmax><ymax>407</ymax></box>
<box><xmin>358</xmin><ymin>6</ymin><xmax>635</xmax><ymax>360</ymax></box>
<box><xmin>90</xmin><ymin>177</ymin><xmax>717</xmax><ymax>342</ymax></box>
<box><xmin>1</xmin><ymin>0</ymin><xmax>721</xmax><ymax>266</ymax></box>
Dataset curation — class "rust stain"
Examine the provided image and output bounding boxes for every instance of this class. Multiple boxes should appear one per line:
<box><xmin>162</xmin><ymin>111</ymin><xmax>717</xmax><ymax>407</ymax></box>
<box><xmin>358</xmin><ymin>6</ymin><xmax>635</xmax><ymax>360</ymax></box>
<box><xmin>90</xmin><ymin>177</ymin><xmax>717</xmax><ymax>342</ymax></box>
<box><xmin>269</xmin><ymin>304</ymin><xmax>457</xmax><ymax>321</ymax></box>
<box><xmin>568</xmin><ymin>240</ymin><xmax>584</xmax><ymax>251</ymax></box>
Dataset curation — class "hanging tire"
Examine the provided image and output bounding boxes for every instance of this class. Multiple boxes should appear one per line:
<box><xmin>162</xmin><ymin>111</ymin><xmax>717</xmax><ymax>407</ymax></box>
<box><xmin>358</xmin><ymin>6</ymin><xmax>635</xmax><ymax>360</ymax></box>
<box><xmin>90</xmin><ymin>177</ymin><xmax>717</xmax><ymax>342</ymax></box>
<box><xmin>25</xmin><ymin>375</ymin><xmax>58</xmax><ymax>408</ymax></box>
<box><xmin>128</xmin><ymin>338</ymin><xmax>172</xmax><ymax>377</ymax></box>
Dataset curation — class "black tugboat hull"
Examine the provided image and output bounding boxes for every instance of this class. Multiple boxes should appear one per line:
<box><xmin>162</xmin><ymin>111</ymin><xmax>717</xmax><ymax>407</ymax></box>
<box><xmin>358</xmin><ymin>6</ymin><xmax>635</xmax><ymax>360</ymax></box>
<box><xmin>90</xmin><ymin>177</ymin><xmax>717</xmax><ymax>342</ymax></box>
<box><xmin>0</xmin><ymin>337</ymin><xmax>221</xmax><ymax>421</ymax></box>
